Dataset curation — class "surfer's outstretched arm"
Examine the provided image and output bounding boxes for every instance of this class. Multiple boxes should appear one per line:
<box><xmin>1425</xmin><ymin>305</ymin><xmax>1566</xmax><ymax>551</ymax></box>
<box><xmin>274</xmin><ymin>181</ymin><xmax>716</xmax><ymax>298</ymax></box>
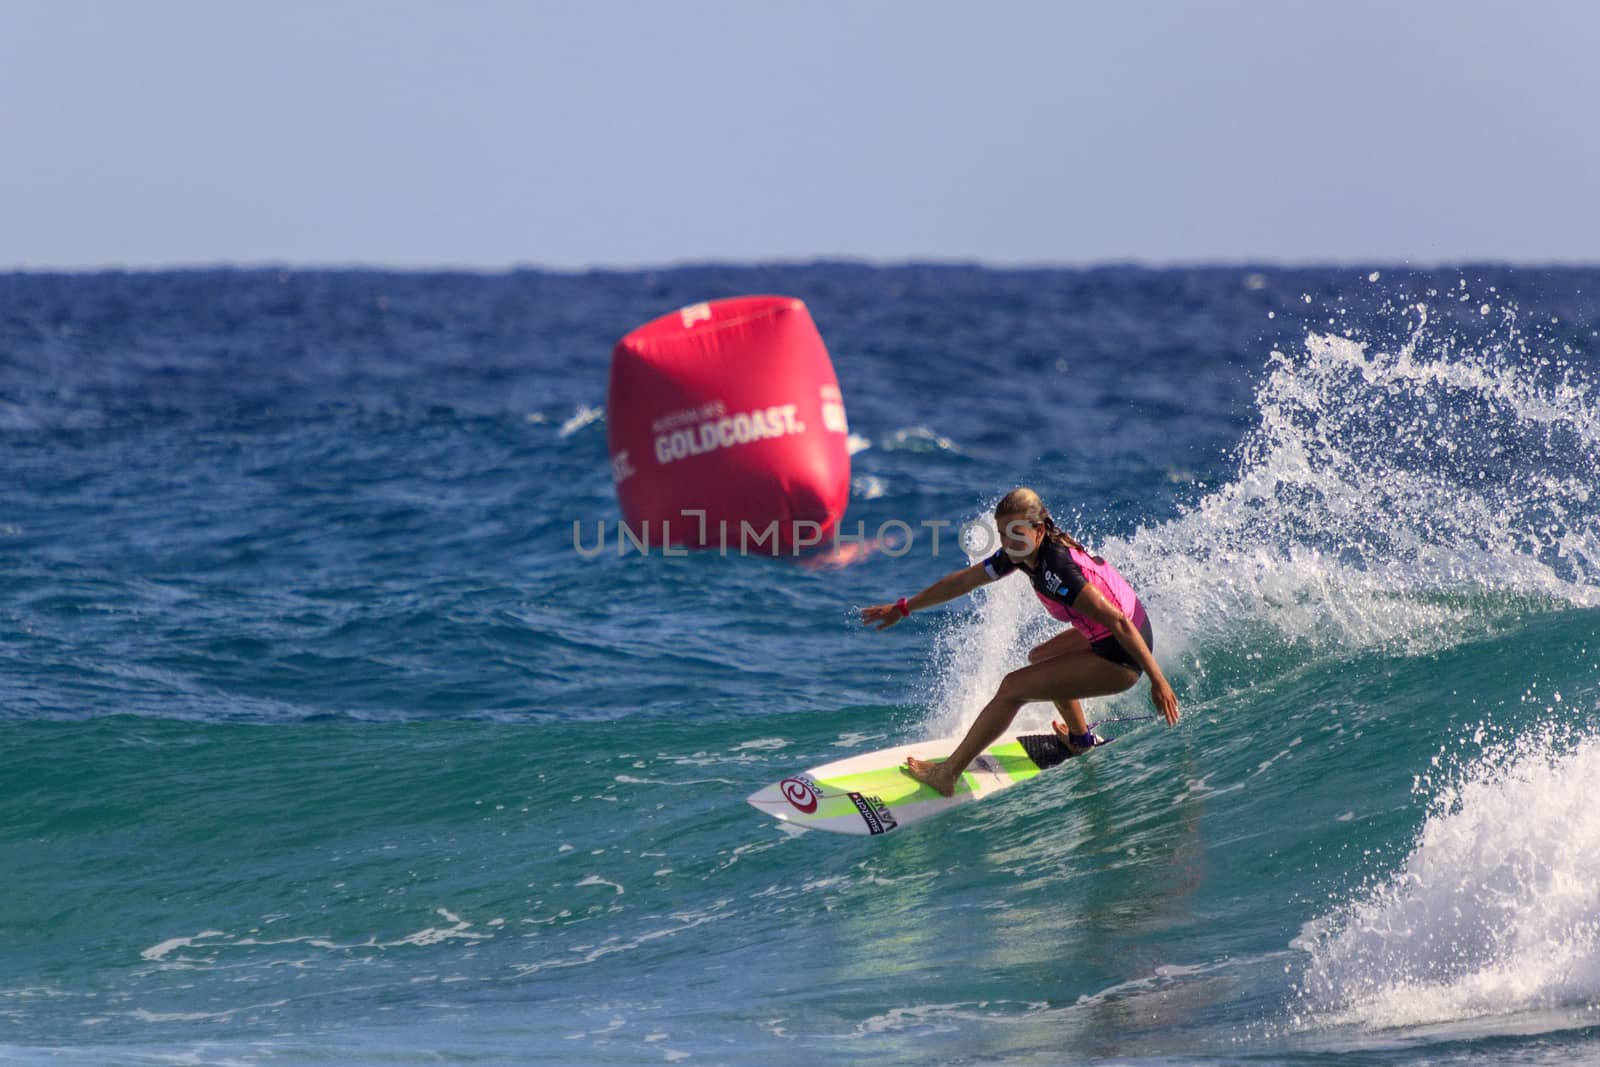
<box><xmin>859</xmin><ymin>562</ymin><xmax>994</xmax><ymax>631</ymax></box>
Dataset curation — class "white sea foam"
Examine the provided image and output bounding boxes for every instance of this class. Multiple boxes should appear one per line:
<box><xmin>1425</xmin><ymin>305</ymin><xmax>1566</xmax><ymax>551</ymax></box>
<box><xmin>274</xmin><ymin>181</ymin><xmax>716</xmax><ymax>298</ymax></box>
<box><xmin>389</xmin><ymin>908</ymin><xmax>493</xmax><ymax>947</ymax></box>
<box><xmin>730</xmin><ymin>738</ymin><xmax>789</xmax><ymax>752</ymax></box>
<box><xmin>138</xmin><ymin>908</ymin><xmax>498</xmax><ymax>965</ymax></box>
<box><xmin>125</xmin><ymin>1000</ymin><xmax>287</xmax><ymax>1024</ymax></box>
<box><xmin>558</xmin><ymin>404</ymin><xmax>605</xmax><ymax>438</ymax></box>
<box><xmin>140</xmin><ymin>932</ymin><xmax>226</xmax><ymax>962</ymax></box>
<box><xmin>1294</xmin><ymin>724</ymin><xmax>1600</xmax><ymax>1031</ymax></box>
<box><xmin>511</xmin><ymin>902</ymin><xmax>733</xmax><ymax>977</ymax></box>
<box><xmin>880</xmin><ymin>426</ymin><xmax>958</xmax><ymax>453</ymax></box>
<box><xmin>852</xmin><ymin>474</ymin><xmax>888</xmax><ymax>500</ymax></box>
<box><xmin>613</xmin><ymin>774</ymin><xmax>738</xmax><ymax>786</ymax></box>
<box><xmin>576</xmin><ymin>875</ymin><xmax>625</xmax><ymax>896</ymax></box>
<box><xmin>851</xmin><ymin>999</ymin><xmax>1047</xmax><ymax>1036</ymax></box>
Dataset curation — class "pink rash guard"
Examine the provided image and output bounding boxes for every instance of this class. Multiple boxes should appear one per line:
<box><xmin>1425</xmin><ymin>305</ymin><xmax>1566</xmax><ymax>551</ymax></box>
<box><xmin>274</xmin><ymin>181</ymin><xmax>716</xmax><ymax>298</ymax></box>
<box><xmin>982</xmin><ymin>539</ymin><xmax>1149</xmax><ymax>647</ymax></box>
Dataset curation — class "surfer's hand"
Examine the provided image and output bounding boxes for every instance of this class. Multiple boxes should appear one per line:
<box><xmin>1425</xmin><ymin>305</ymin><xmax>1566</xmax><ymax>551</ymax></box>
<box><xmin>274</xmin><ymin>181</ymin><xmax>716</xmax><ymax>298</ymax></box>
<box><xmin>1152</xmin><ymin>680</ymin><xmax>1180</xmax><ymax>725</ymax></box>
<box><xmin>860</xmin><ymin>603</ymin><xmax>903</xmax><ymax>631</ymax></box>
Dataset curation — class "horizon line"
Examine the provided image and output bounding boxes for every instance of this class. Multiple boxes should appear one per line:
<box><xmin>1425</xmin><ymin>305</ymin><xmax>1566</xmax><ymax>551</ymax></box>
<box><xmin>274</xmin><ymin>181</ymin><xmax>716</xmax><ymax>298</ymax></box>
<box><xmin>5</xmin><ymin>254</ymin><xmax>1600</xmax><ymax>276</ymax></box>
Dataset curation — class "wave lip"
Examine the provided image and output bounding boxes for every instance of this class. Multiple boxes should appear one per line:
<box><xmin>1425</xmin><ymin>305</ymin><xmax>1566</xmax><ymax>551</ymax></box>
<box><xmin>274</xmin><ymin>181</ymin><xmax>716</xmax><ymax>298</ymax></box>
<box><xmin>1294</xmin><ymin>725</ymin><xmax>1600</xmax><ymax>1032</ymax></box>
<box><xmin>1113</xmin><ymin>297</ymin><xmax>1600</xmax><ymax>680</ymax></box>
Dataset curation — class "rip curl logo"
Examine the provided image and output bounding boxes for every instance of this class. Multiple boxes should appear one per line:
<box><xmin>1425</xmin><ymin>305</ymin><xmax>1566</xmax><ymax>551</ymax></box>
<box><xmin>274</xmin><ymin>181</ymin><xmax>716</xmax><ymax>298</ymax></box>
<box><xmin>780</xmin><ymin>777</ymin><xmax>819</xmax><ymax>814</ymax></box>
<box><xmin>1044</xmin><ymin>569</ymin><xmax>1061</xmax><ymax>593</ymax></box>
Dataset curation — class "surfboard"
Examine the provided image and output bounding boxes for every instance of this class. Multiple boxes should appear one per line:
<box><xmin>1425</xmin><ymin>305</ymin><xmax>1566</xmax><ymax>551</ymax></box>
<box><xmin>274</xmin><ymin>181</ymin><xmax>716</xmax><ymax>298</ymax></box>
<box><xmin>747</xmin><ymin>730</ymin><xmax>1096</xmax><ymax>836</ymax></box>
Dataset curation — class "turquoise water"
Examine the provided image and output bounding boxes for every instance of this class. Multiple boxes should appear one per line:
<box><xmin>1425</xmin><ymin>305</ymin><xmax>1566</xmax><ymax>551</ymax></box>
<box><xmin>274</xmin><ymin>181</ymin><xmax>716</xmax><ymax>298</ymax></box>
<box><xmin>2</xmin><ymin>266</ymin><xmax>1598</xmax><ymax>1063</ymax></box>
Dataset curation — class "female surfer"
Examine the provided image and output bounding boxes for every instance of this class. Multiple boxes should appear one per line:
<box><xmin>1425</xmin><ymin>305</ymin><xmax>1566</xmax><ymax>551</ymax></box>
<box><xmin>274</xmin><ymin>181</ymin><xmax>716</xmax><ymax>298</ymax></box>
<box><xmin>859</xmin><ymin>487</ymin><xmax>1179</xmax><ymax>797</ymax></box>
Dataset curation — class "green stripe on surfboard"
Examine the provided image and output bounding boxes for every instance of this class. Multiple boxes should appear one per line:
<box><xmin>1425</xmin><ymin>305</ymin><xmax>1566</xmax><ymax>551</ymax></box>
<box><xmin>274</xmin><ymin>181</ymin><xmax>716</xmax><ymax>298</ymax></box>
<box><xmin>800</xmin><ymin>738</ymin><xmax>1046</xmax><ymax>816</ymax></box>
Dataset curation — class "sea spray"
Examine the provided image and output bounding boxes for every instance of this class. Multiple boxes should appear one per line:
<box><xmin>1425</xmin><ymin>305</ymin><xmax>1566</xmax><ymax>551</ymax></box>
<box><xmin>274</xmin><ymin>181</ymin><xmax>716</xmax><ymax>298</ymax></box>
<box><xmin>1115</xmin><ymin>294</ymin><xmax>1600</xmax><ymax>683</ymax></box>
<box><xmin>1292</xmin><ymin>718</ymin><xmax>1600</xmax><ymax>1030</ymax></box>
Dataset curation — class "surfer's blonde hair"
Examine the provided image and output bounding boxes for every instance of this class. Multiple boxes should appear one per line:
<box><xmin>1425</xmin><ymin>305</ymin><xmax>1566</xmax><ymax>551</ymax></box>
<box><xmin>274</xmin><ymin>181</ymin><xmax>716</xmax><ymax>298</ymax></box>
<box><xmin>994</xmin><ymin>487</ymin><xmax>1098</xmax><ymax>561</ymax></box>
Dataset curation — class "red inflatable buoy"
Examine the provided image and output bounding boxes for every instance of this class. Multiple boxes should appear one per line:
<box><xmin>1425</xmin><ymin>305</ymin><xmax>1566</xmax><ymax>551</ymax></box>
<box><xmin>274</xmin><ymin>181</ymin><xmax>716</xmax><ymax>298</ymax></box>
<box><xmin>607</xmin><ymin>296</ymin><xmax>851</xmax><ymax>555</ymax></box>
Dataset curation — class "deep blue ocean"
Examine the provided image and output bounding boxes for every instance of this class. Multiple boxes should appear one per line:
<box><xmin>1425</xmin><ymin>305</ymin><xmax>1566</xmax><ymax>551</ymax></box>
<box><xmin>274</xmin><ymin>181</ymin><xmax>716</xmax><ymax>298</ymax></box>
<box><xmin>3</xmin><ymin>264</ymin><xmax>1598</xmax><ymax>1065</ymax></box>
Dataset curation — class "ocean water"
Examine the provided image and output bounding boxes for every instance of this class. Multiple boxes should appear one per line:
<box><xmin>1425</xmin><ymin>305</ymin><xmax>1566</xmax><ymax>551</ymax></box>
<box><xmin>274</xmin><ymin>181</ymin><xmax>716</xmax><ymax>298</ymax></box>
<box><xmin>2</xmin><ymin>264</ymin><xmax>1598</xmax><ymax>1065</ymax></box>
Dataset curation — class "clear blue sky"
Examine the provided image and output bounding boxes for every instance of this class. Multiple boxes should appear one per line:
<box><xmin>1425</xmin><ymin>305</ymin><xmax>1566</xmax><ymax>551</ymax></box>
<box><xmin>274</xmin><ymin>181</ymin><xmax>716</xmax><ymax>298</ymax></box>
<box><xmin>3</xmin><ymin>1</ymin><xmax>1597</xmax><ymax>269</ymax></box>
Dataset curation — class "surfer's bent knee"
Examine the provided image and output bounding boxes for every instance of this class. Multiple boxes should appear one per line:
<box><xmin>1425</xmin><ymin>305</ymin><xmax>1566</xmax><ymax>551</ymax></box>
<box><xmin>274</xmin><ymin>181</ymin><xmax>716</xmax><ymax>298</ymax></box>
<box><xmin>996</xmin><ymin>668</ymin><xmax>1034</xmax><ymax>703</ymax></box>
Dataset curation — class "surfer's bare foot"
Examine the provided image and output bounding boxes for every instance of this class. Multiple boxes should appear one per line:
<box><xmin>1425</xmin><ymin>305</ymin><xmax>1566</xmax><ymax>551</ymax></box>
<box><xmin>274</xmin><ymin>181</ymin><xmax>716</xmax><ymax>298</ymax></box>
<box><xmin>904</xmin><ymin>756</ymin><xmax>955</xmax><ymax>797</ymax></box>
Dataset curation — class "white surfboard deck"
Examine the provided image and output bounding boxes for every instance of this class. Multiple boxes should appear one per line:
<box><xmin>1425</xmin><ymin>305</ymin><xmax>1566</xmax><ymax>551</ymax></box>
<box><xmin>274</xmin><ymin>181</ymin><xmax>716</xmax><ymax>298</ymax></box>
<box><xmin>747</xmin><ymin>730</ymin><xmax>1091</xmax><ymax>836</ymax></box>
